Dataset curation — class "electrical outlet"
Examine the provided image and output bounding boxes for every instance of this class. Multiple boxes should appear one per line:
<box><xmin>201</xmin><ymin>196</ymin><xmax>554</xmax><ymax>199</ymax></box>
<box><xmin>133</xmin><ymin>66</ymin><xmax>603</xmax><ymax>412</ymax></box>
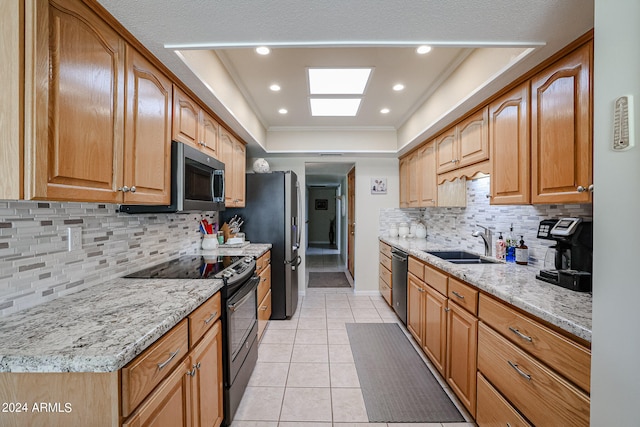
<box><xmin>67</xmin><ymin>227</ymin><xmax>82</xmax><ymax>252</ymax></box>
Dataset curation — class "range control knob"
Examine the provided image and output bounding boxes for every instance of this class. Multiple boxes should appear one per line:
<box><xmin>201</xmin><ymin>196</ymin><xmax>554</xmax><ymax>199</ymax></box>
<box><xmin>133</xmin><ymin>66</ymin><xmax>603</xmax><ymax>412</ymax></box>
<box><xmin>243</xmin><ymin>257</ymin><xmax>253</xmax><ymax>264</ymax></box>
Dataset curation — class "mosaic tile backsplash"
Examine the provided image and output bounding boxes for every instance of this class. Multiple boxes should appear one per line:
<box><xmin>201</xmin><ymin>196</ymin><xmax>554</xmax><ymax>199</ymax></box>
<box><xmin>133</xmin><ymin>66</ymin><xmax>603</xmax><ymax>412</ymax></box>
<box><xmin>379</xmin><ymin>176</ymin><xmax>593</xmax><ymax>267</ymax></box>
<box><xmin>0</xmin><ymin>201</ymin><xmax>217</xmax><ymax>316</ymax></box>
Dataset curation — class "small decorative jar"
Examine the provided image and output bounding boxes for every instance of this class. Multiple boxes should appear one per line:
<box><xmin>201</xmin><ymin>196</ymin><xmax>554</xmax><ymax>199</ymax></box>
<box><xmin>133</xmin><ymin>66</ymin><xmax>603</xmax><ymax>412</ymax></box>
<box><xmin>201</xmin><ymin>234</ymin><xmax>218</xmax><ymax>250</ymax></box>
<box><xmin>388</xmin><ymin>224</ymin><xmax>398</xmax><ymax>237</ymax></box>
<box><xmin>398</xmin><ymin>222</ymin><xmax>410</xmax><ymax>238</ymax></box>
<box><xmin>415</xmin><ymin>223</ymin><xmax>427</xmax><ymax>238</ymax></box>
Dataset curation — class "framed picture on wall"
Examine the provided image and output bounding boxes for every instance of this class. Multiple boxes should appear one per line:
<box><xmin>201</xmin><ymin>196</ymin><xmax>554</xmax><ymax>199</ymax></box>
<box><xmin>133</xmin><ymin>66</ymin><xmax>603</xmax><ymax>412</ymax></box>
<box><xmin>371</xmin><ymin>178</ymin><xmax>387</xmax><ymax>194</ymax></box>
<box><xmin>315</xmin><ymin>199</ymin><xmax>328</xmax><ymax>210</ymax></box>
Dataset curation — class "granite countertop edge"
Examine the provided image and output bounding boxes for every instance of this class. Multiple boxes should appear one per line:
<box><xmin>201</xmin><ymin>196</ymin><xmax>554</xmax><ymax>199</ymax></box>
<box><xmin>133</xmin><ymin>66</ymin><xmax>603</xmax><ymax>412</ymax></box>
<box><xmin>380</xmin><ymin>237</ymin><xmax>592</xmax><ymax>342</ymax></box>
<box><xmin>0</xmin><ymin>244</ymin><xmax>272</xmax><ymax>373</ymax></box>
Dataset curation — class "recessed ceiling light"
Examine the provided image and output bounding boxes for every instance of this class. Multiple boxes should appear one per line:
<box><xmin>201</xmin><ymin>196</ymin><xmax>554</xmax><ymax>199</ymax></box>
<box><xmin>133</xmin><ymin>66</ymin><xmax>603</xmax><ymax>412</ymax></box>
<box><xmin>270</xmin><ymin>84</ymin><xmax>281</xmax><ymax>92</ymax></box>
<box><xmin>310</xmin><ymin>99</ymin><xmax>361</xmax><ymax>116</ymax></box>
<box><xmin>380</xmin><ymin>108</ymin><xmax>390</xmax><ymax>114</ymax></box>
<box><xmin>393</xmin><ymin>83</ymin><xmax>405</xmax><ymax>91</ymax></box>
<box><xmin>278</xmin><ymin>108</ymin><xmax>288</xmax><ymax>114</ymax></box>
<box><xmin>308</xmin><ymin>68</ymin><xmax>372</xmax><ymax>95</ymax></box>
<box><xmin>416</xmin><ymin>45</ymin><xmax>432</xmax><ymax>55</ymax></box>
<box><xmin>256</xmin><ymin>46</ymin><xmax>270</xmax><ymax>55</ymax></box>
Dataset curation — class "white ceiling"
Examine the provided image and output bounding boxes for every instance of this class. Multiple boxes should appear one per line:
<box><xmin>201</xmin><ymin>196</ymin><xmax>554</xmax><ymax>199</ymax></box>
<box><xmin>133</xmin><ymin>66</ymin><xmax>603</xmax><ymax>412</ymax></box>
<box><xmin>97</xmin><ymin>0</ymin><xmax>593</xmax><ymax>164</ymax></box>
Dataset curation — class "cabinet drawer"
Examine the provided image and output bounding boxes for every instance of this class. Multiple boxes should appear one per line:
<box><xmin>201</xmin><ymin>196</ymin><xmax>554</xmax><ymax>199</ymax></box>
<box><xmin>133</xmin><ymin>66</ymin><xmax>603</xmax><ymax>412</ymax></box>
<box><xmin>122</xmin><ymin>319</ymin><xmax>189</xmax><ymax>417</ymax></box>
<box><xmin>478</xmin><ymin>294</ymin><xmax>591</xmax><ymax>393</ymax></box>
<box><xmin>408</xmin><ymin>257</ymin><xmax>424</xmax><ymax>279</ymax></box>
<box><xmin>258</xmin><ymin>289</ymin><xmax>272</xmax><ymax>339</ymax></box>
<box><xmin>448</xmin><ymin>278</ymin><xmax>478</xmax><ymax>315</ymax></box>
<box><xmin>189</xmin><ymin>292</ymin><xmax>221</xmax><ymax>346</ymax></box>
<box><xmin>379</xmin><ymin>242</ymin><xmax>392</xmax><ymax>258</ymax></box>
<box><xmin>379</xmin><ymin>264</ymin><xmax>392</xmax><ymax>288</ymax></box>
<box><xmin>258</xmin><ymin>264</ymin><xmax>271</xmax><ymax>304</ymax></box>
<box><xmin>478</xmin><ymin>323</ymin><xmax>590</xmax><ymax>427</ymax></box>
<box><xmin>256</xmin><ymin>250</ymin><xmax>271</xmax><ymax>275</ymax></box>
<box><xmin>424</xmin><ymin>264</ymin><xmax>448</xmax><ymax>296</ymax></box>
<box><xmin>476</xmin><ymin>372</ymin><xmax>531</xmax><ymax>427</ymax></box>
<box><xmin>379</xmin><ymin>252</ymin><xmax>392</xmax><ymax>271</ymax></box>
<box><xmin>379</xmin><ymin>278</ymin><xmax>392</xmax><ymax>306</ymax></box>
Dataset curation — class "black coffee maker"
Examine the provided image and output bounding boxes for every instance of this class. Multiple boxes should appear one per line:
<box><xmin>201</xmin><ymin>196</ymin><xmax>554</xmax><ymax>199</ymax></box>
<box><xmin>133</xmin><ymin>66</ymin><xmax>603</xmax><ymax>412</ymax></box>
<box><xmin>536</xmin><ymin>217</ymin><xmax>593</xmax><ymax>292</ymax></box>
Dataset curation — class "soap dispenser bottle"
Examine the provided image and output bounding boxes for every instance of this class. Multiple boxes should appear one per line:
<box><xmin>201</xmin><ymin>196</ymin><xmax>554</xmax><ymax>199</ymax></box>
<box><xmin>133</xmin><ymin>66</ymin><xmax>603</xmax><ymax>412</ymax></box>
<box><xmin>515</xmin><ymin>236</ymin><xmax>529</xmax><ymax>265</ymax></box>
<box><xmin>495</xmin><ymin>232</ymin><xmax>506</xmax><ymax>260</ymax></box>
<box><xmin>506</xmin><ymin>224</ymin><xmax>516</xmax><ymax>263</ymax></box>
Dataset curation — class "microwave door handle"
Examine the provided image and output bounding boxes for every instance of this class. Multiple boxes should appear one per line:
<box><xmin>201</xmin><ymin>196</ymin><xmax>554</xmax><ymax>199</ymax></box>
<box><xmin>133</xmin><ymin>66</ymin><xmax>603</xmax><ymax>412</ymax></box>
<box><xmin>213</xmin><ymin>169</ymin><xmax>225</xmax><ymax>202</ymax></box>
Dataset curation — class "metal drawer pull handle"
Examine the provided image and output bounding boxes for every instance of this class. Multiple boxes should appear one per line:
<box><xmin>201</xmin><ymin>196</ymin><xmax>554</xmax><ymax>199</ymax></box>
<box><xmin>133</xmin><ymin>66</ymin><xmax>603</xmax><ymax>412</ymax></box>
<box><xmin>195</xmin><ymin>362</ymin><xmax>201</xmax><ymax>370</ymax></box>
<box><xmin>451</xmin><ymin>291</ymin><xmax>465</xmax><ymax>299</ymax></box>
<box><xmin>187</xmin><ymin>368</ymin><xmax>196</xmax><ymax>377</ymax></box>
<box><xmin>444</xmin><ymin>307</ymin><xmax>450</xmax><ymax>312</ymax></box>
<box><xmin>157</xmin><ymin>349</ymin><xmax>180</xmax><ymax>370</ymax></box>
<box><xmin>508</xmin><ymin>360</ymin><xmax>531</xmax><ymax>381</ymax></box>
<box><xmin>260</xmin><ymin>305</ymin><xmax>268</xmax><ymax>311</ymax></box>
<box><xmin>204</xmin><ymin>311</ymin><xmax>218</xmax><ymax>324</ymax></box>
<box><xmin>418</xmin><ymin>288</ymin><xmax>425</xmax><ymax>293</ymax></box>
<box><xmin>262</xmin><ymin>277</ymin><xmax>267</xmax><ymax>282</ymax></box>
<box><xmin>509</xmin><ymin>326</ymin><xmax>533</xmax><ymax>342</ymax></box>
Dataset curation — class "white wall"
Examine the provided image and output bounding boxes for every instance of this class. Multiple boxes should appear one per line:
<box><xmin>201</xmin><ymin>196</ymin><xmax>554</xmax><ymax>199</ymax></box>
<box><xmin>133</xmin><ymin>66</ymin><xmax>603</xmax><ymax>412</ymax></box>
<box><xmin>591</xmin><ymin>0</ymin><xmax>640</xmax><ymax>424</ymax></box>
<box><xmin>308</xmin><ymin>188</ymin><xmax>337</xmax><ymax>244</ymax></box>
<box><xmin>263</xmin><ymin>156</ymin><xmax>398</xmax><ymax>293</ymax></box>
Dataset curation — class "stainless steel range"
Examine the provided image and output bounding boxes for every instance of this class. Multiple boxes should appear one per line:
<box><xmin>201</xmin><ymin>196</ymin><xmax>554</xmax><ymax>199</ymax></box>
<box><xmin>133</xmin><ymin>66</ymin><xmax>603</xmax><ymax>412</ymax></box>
<box><xmin>125</xmin><ymin>255</ymin><xmax>259</xmax><ymax>426</ymax></box>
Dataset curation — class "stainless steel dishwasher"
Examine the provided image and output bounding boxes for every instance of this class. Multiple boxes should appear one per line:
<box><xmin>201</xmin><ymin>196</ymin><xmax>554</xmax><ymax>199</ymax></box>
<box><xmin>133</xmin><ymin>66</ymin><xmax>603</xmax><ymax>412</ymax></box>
<box><xmin>391</xmin><ymin>248</ymin><xmax>408</xmax><ymax>325</ymax></box>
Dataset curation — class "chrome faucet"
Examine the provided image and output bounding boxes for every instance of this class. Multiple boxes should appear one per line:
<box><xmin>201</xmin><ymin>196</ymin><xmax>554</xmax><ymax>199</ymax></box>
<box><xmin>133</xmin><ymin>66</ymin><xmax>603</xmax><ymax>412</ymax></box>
<box><xmin>472</xmin><ymin>224</ymin><xmax>493</xmax><ymax>257</ymax></box>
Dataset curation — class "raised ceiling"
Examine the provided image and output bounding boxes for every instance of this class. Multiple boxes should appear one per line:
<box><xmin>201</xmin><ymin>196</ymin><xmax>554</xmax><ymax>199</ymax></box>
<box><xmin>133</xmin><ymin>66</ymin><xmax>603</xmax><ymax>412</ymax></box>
<box><xmin>97</xmin><ymin>0</ymin><xmax>593</xmax><ymax>153</ymax></box>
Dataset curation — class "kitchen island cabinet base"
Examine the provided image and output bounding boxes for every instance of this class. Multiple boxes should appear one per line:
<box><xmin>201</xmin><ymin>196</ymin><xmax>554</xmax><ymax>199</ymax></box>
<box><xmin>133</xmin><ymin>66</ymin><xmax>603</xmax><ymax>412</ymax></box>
<box><xmin>0</xmin><ymin>371</ymin><xmax>120</xmax><ymax>427</ymax></box>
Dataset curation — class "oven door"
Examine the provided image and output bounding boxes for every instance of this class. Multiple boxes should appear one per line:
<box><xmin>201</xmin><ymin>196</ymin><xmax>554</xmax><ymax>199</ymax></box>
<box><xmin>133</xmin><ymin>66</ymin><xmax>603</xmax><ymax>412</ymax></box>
<box><xmin>226</xmin><ymin>275</ymin><xmax>259</xmax><ymax>382</ymax></box>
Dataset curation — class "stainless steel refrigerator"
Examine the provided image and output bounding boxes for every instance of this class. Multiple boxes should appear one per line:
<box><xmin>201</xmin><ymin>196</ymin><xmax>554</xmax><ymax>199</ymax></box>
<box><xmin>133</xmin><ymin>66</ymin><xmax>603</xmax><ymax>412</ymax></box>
<box><xmin>222</xmin><ymin>171</ymin><xmax>300</xmax><ymax>319</ymax></box>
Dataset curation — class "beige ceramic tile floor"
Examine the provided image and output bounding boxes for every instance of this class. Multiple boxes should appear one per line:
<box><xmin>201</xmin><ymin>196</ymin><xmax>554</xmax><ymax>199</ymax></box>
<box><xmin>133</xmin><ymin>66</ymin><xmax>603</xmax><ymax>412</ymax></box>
<box><xmin>230</xmin><ymin>248</ymin><xmax>476</xmax><ymax>427</ymax></box>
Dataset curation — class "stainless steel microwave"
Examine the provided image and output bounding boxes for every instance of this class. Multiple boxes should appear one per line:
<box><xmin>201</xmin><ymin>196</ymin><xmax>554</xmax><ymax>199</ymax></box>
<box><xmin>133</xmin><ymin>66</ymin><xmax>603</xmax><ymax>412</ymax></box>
<box><xmin>120</xmin><ymin>141</ymin><xmax>225</xmax><ymax>213</ymax></box>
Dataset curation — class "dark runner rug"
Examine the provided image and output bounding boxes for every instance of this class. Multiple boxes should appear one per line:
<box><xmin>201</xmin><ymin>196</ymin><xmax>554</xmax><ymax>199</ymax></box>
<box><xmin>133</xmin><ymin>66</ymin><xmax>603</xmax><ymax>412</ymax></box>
<box><xmin>308</xmin><ymin>272</ymin><xmax>351</xmax><ymax>288</ymax></box>
<box><xmin>346</xmin><ymin>323</ymin><xmax>464</xmax><ymax>423</ymax></box>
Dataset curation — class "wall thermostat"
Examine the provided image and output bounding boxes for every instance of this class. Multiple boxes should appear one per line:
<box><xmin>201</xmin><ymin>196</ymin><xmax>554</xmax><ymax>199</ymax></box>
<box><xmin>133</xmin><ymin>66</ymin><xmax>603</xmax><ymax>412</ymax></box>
<box><xmin>613</xmin><ymin>95</ymin><xmax>634</xmax><ymax>151</ymax></box>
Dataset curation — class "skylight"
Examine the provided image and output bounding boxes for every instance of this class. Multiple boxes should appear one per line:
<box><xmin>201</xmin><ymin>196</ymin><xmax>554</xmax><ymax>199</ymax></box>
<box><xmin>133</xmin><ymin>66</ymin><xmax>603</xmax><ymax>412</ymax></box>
<box><xmin>308</xmin><ymin>68</ymin><xmax>372</xmax><ymax>95</ymax></box>
<box><xmin>309</xmin><ymin>98</ymin><xmax>362</xmax><ymax>116</ymax></box>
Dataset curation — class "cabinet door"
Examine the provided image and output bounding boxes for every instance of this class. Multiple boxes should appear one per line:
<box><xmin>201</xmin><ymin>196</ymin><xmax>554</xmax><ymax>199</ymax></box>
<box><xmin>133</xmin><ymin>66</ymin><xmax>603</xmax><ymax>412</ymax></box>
<box><xmin>190</xmin><ymin>320</ymin><xmax>224</xmax><ymax>427</ymax></box>
<box><xmin>531</xmin><ymin>42</ymin><xmax>592</xmax><ymax>204</ymax></box>
<box><xmin>418</xmin><ymin>142</ymin><xmax>437</xmax><ymax>207</ymax></box>
<box><xmin>408</xmin><ymin>152</ymin><xmax>420</xmax><ymax>207</ymax></box>
<box><xmin>200</xmin><ymin>112</ymin><xmax>219</xmax><ymax>158</ymax></box>
<box><xmin>123</xmin><ymin>46</ymin><xmax>172</xmax><ymax>205</ymax></box>
<box><xmin>407</xmin><ymin>273</ymin><xmax>424</xmax><ymax>348</ymax></box>
<box><xmin>232</xmin><ymin>140</ymin><xmax>246</xmax><ymax>207</ymax></box>
<box><xmin>446</xmin><ymin>301</ymin><xmax>478</xmax><ymax>417</ymax></box>
<box><xmin>458</xmin><ymin>107</ymin><xmax>489</xmax><ymax>168</ymax></box>
<box><xmin>436</xmin><ymin>128</ymin><xmax>458</xmax><ymax>174</ymax></box>
<box><xmin>218</xmin><ymin>128</ymin><xmax>235</xmax><ymax>207</ymax></box>
<box><xmin>423</xmin><ymin>286</ymin><xmax>447</xmax><ymax>377</ymax></box>
<box><xmin>122</xmin><ymin>359</ymin><xmax>191</xmax><ymax>427</ymax></box>
<box><xmin>172</xmin><ymin>86</ymin><xmax>200</xmax><ymax>148</ymax></box>
<box><xmin>30</xmin><ymin>0</ymin><xmax>125</xmax><ymax>202</ymax></box>
<box><xmin>398</xmin><ymin>157</ymin><xmax>410</xmax><ymax>208</ymax></box>
<box><xmin>489</xmin><ymin>83</ymin><xmax>530</xmax><ymax>205</ymax></box>
<box><xmin>258</xmin><ymin>289</ymin><xmax>272</xmax><ymax>340</ymax></box>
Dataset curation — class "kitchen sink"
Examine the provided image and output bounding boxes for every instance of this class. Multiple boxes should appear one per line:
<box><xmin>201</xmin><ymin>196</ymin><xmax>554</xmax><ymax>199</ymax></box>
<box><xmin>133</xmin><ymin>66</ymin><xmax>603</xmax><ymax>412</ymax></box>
<box><xmin>426</xmin><ymin>250</ymin><xmax>501</xmax><ymax>264</ymax></box>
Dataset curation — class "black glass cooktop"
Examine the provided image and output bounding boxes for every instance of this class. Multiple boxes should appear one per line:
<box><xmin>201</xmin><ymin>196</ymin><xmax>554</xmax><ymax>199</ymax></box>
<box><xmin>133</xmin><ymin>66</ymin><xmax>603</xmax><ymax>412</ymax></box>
<box><xmin>125</xmin><ymin>255</ymin><xmax>241</xmax><ymax>280</ymax></box>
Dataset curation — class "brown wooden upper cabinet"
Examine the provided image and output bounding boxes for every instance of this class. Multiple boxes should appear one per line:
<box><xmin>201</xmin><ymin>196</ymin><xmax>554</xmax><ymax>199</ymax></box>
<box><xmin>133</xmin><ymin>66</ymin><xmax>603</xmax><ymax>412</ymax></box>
<box><xmin>489</xmin><ymin>83</ymin><xmax>530</xmax><ymax>205</ymax></box>
<box><xmin>172</xmin><ymin>85</ymin><xmax>219</xmax><ymax>159</ymax></box>
<box><xmin>219</xmin><ymin>127</ymin><xmax>246</xmax><ymax>208</ymax></box>
<box><xmin>531</xmin><ymin>42</ymin><xmax>593</xmax><ymax>204</ymax></box>
<box><xmin>418</xmin><ymin>142</ymin><xmax>437</xmax><ymax>207</ymax></box>
<box><xmin>399</xmin><ymin>156</ymin><xmax>409</xmax><ymax>208</ymax></box>
<box><xmin>27</xmin><ymin>0</ymin><xmax>172</xmax><ymax>205</ymax></box>
<box><xmin>436</xmin><ymin>107</ymin><xmax>489</xmax><ymax>174</ymax></box>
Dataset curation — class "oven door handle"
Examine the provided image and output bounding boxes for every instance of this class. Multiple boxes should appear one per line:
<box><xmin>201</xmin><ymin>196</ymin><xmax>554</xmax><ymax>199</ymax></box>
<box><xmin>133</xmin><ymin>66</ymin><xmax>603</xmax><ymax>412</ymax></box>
<box><xmin>228</xmin><ymin>276</ymin><xmax>259</xmax><ymax>312</ymax></box>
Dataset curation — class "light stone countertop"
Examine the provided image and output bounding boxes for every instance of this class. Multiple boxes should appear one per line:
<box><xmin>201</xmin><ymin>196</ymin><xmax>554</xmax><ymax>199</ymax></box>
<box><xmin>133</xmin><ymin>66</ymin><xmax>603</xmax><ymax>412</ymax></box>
<box><xmin>380</xmin><ymin>236</ymin><xmax>592</xmax><ymax>342</ymax></box>
<box><xmin>0</xmin><ymin>244</ymin><xmax>271</xmax><ymax>373</ymax></box>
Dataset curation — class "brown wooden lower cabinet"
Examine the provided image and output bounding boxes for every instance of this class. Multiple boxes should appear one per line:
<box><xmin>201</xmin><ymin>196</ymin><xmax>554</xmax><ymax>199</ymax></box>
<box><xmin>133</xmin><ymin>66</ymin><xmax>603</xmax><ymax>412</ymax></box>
<box><xmin>446</xmin><ymin>300</ymin><xmax>478</xmax><ymax>418</ymax></box>
<box><xmin>378</xmin><ymin>243</ymin><xmax>393</xmax><ymax>306</ymax></box>
<box><xmin>407</xmin><ymin>272</ymin><xmax>425</xmax><ymax>348</ymax></box>
<box><xmin>476</xmin><ymin>372</ymin><xmax>531</xmax><ymax>427</ymax></box>
<box><xmin>423</xmin><ymin>285</ymin><xmax>447</xmax><ymax>377</ymax></box>
<box><xmin>258</xmin><ymin>289</ymin><xmax>272</xmax><ymax>339</ymax></box>
<box><xmin>257</xmin><ymin>253</ymin><xmax>272</xmax><ymax>340</ymax></box>
<box><xmin>478</xmin><ymin>322</ymin><xmax>589</xmax><ymax>426</ymax></box>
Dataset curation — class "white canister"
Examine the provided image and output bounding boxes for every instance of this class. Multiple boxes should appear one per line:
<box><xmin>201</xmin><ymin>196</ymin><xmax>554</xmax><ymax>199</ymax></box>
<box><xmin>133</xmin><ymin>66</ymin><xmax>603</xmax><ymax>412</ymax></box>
<box><xmin>415</xmin><ymin>223</ymin><xmax>427</xmax><ymax>238</ymax></box>
<box><xmin>201</xmin><ymin>234</ymin><xmax>218</xmax><ymax>250</ymax></box>
<box><xmin>388</xmin><ymin>225</ymin><xmax>398</xmax><ymax>237</ymax></box>
<box><xmin>398</xmin><ymin>222</ymin><xmax>410</xmax><ymax>238</ymax></box>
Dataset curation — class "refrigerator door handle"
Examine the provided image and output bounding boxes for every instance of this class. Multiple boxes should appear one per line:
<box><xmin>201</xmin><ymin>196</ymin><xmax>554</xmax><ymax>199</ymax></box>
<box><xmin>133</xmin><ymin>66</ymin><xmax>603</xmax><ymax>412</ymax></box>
<box><xmin>296</xmin><ymin>181</ymin><xmax>302</xmax><ymax>247</ymax></box>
